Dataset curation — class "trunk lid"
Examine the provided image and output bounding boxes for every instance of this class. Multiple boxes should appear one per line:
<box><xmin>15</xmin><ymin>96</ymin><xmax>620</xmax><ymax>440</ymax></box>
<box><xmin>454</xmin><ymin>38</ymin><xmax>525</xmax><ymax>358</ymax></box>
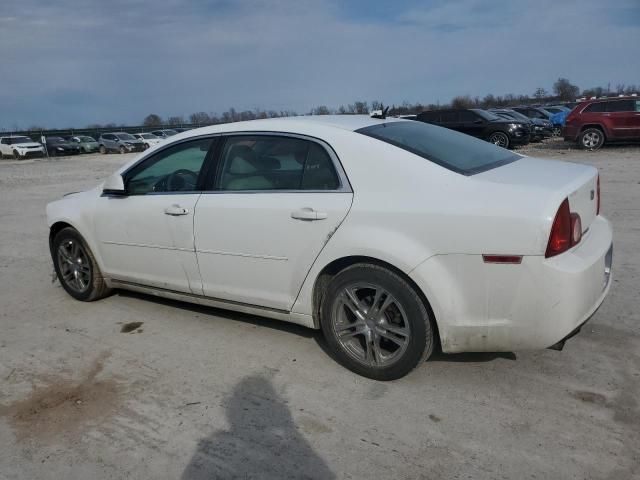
<box><xmin>476</xmin><ymin>156</ymin><xmax>598</xmax><ymax>232</ymax></box>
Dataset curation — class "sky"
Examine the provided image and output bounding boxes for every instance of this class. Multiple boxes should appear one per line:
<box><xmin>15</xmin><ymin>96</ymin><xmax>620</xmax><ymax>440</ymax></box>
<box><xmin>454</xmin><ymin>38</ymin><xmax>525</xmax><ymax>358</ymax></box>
<box><xmin>0</xmin><ymin>0</ymin><xmax>639</xmax><ymax>130</ymax></box>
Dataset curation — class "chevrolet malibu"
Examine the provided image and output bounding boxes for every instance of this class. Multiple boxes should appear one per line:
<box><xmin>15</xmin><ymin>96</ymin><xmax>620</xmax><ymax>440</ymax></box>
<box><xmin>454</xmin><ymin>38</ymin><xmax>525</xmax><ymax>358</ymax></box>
<box><xmin>46</xmin><ymin>116</ymin><xmax>613</xmax><ymax>380</ymax></box>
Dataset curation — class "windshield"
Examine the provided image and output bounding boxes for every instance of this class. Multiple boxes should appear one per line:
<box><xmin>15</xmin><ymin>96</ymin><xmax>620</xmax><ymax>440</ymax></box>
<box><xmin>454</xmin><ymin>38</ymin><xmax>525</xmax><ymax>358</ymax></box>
<box><xmin>357</xmin><ymin>121</ymin><xmax>520</xmax><ymax>175</ymax></box>
<box><xmin>12</xmin><ymin>137</ymin><xmax>33</xmax><ymax>144</ymax></box>
<box><xmin>472</xmin><ymin>109</ymin><xmax>502</xmax><ymax>121</ymax></box>
<box><xmin>140</xmin><ymin>133</ymin><xmax>156</xmax><ymax>139</ymax></box>
<box><xmin>116</xmin><ymin>133</ymin><xmax>136</xmax><ymax>140</ymax></box>
<box><xmin>79</xmin><ymin>136</ymin><xmax>96</xmax><ymax>142</ymax></box>
<box><xmin>164</xmin><ymin>130</ymin><xmax>178</xmax><ymax>136</ymax></box>
<box><xmin>48</xmin><ymin>137</ymin><xmax>65</xmax><ymax>144</ymax></box>
<box><xmin>495</xmin><ymin>110</ymin><xmax>530</xmax><ymax>122</ymax></box>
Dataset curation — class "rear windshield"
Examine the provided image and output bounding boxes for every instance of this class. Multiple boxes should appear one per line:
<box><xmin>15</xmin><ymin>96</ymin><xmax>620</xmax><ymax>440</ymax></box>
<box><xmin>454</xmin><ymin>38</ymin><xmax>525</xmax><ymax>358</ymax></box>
<box><xmin>357</xmin><ymin>121</ymin><xmax>520</xmax><ymax>175</ymax></box>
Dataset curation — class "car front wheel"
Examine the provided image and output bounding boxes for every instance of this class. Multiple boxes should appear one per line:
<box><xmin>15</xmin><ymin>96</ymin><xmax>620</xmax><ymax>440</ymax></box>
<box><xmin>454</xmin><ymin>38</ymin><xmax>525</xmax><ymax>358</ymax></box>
<box><xmin>52</xmin><ymin>227</ymin><xmax>111</xmax><ymax>301</ymax></box>
<box><xmin>13</xmin><ymin>150</ymin><xmax>20</xmax><ymax>160</ymax></box>
<box><xmin>320</xmin><ymin>263</ymin><xmax>434</xmax><ymax>380</ymax></box>
<box><xmin>488</xmin><ymin>131</ymin><xmax>510</xmax><ymax>149</ymax></box>
<box><xmin>580</xmin><ymin>128</ymin><xmax>605</xmax><ymax>150</ymax></box>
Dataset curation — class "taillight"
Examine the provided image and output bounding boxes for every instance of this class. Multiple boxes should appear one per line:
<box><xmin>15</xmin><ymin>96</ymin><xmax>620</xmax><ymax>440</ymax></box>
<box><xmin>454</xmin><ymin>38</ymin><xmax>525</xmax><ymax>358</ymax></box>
<box><xmin>546</xmin><ymin>199</ymin><xmax>582</xmax><ymax>258</ymax></box>
<box><xmin>596</xmin><ymin>174</ymin><xmax>601</xmax><ymax>215</ymax></box>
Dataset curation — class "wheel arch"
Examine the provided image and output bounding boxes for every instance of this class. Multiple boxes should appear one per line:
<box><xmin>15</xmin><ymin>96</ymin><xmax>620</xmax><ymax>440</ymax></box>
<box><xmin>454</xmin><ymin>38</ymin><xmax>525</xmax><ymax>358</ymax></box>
<box><xmin>310</xmin><ymin>255</ymin><xmax>441</xmax><ymax>351</ymax></box>
<box><xmin>580</xmin><ymin>123</ymin><xmax>608</xmax><ymax>138</ymax></box>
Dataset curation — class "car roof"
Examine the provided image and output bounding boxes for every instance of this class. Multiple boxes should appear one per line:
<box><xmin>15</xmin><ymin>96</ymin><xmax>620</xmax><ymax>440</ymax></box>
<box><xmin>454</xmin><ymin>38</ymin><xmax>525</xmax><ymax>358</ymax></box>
<box><xmin>177</xmin><ymin>115</ymin><xmax>405</xmax><ymax>138</ymax></box>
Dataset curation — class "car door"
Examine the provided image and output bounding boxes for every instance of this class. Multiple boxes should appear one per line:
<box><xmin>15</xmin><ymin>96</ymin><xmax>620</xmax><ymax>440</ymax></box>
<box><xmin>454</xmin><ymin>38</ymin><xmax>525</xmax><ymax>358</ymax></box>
<box><xmin>93</xmin><ymin>137</ymin><xmax>216</xmax><ymax>294</ymax></box>
<box><xmin>193</xmin><ymin>134</ymin><xmax>353</xmax><ymax>311</ymax></box>
<box><xmin>460</xmin><ymin>110</ymin><xmax>485</xmax><ymax>137</ymax></box>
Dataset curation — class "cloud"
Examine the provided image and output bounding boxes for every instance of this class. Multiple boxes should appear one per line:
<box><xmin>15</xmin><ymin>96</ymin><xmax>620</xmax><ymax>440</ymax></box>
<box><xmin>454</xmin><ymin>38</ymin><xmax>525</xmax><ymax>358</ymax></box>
<box><xmin>0</xmin><ymin>0</ymin><xmax>638</xmax><ymax>129</ymax></box>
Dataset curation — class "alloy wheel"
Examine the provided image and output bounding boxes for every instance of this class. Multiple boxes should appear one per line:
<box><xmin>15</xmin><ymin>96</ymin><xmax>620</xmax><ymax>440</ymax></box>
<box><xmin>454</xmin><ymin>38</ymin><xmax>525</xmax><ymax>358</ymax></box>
<box><xmin>488</xmin><ymin>132</ymin><xmax>509</xmax><ymax>148</ymax></box>
<box><xmin>582</xmin><ymin>131</ymin><xmax>601</xmax><ymax>149</ymax></box>
<box><xmin>331</xmin><ymin>282</ymin><xmax>411</xmax><ymax>368</ymax></box>
<box><xmin>56</xmin><ymin>239</ymin><xmax>92</xmax><ymax>293</ymax></box>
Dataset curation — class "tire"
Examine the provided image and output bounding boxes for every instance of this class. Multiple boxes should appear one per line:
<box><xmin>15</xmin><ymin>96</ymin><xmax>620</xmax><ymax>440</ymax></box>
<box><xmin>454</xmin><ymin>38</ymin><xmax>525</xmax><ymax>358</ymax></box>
<box><xmin>119</xmin><ymin>146</ymin><xmax>126</xmax><ymax>154</ymax></box>
<box><xmin>487</xmin><ymin>131</ymin><xmax>510</xmax><ymax>149</ymax></box>
<box><xmin>13</xmin><ymin>150</ymin><xmax>20</xmax><ymax>160</ymax></box>
<box><xmin>552</xmin><ymin>127</ymin><xmax>561</xmax><ymax>137</ymax></box>
<box><xmin>579</xmin><ymin>128</ymin><xmax>605</xmax><ymax>150</ymax></box>
<box><xmin>320</xmin><ymin>263</ymin><xmax>434</xmax><ymax>380</ymax></box>
<box><xmin>100</xmin><ymin>145</ymin><xmax>107</xmax><ymax>154</ymax></box>
<box><xmin>51</xmin><ymin>227</ymin><xmax>112</xmax><ymax>301</ymax></box>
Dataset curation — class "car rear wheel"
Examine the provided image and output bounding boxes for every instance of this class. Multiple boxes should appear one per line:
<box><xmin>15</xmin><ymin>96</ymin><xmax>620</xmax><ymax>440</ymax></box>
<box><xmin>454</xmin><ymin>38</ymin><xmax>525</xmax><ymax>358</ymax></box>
<box><xmin>52</xmin><ymin>227</ymin><xmax>111</xmax><ymax>301</ymax></box>
<box><xmin>488</xmin><ymin>131</ymin><xmax>510</xmax><ymax>149</ymax></box>
<box><xmin>320</xmin><ymin>263</ymin><xmax>434</xmax><ymax>380</ymax></box>
<box><xmin>580</xmin><ymin>128</ymin><xmax>605</xmax><ymax>150</ymax></box>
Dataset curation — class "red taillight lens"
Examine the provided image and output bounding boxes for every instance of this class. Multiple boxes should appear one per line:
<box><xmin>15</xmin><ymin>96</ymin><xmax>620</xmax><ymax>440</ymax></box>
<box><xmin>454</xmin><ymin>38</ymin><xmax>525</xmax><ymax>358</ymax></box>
<box><xmin>546</xmin><ymin>199</ymin><xmax>582</xmax><ymax>258</ymax></box>
<box><xmin>596</xmin><ymin>174</ymin><xmax>601</xmax><ymax>215</ymax></box>
<box><xmin>546</xmin><ymin>199</ymin><xmax>571</xmax><ymax>258</ymax></box>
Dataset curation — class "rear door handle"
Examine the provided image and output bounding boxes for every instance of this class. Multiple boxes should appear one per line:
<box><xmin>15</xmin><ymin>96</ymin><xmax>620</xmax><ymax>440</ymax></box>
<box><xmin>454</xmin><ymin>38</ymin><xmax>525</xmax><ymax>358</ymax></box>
<box><xmin>164</xmin><ymin>204</ymin><xmax>190</xmax><ymax>216</ymax></box>
<box><xmin>291</xmin><ymin>207</ymin><xmax>327</xmax><ymax>221</ymax></box>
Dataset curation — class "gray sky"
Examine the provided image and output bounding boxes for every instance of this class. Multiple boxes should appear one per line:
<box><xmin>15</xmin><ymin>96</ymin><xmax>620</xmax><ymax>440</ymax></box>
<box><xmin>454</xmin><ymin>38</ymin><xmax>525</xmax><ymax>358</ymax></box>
<box><xmin>1</xmin><ymin>0</ymin><xmax>639</xmax><ymax>129</ymax></box>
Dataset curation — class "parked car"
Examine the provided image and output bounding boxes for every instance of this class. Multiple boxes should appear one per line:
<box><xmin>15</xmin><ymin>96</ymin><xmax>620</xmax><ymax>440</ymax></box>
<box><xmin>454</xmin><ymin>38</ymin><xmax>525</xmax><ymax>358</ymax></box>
<box><xmin>0</xmin><ymin>135</ymin><xmax>45</xmax><ymax>159</ymax></box>
<box><xmin>151</xmin><ymin>129</ymin><xmax>178</xmax><ymax>138</ymax></box>
<box><xmin>512</xmin><ymin>106</ymin><xmax>562</xmax><ymax>136</ymax></box>
<box><xmin>67</xmin><ymin>135</ymin><xmax>100</xmax><ymax>153</ymax></box>
<box><xmin>98</xmin><ymin>132</ymin><xmax>145</xmax><ymax>154</ymax></box>
<box><xmin>563</xmin><ymin>96</ymin><xmax>640</xmax><ymax>150</ymax></box>
<box><xmin>133</xmin><ymin>133</ymin><xmax>163</xmax><ymax>149</ymax></box>
<box><xmin>46</xmin><ymin>115</ymin><xmax>612</xmax><ymax>380</ymax></box>
<box><xmin>416</xmin><ymin>108</ymin><xmax>530</xmax><ymax>149</ymax></box>
<box><xmin>489</xmin><ymin>108</ymin><xmax>552</xmax><ymax>142</ymax></box>
<box><xmin>45</xmin><ymin>136</ymin><xmax>81</xmax><ymax>156</ymax></box>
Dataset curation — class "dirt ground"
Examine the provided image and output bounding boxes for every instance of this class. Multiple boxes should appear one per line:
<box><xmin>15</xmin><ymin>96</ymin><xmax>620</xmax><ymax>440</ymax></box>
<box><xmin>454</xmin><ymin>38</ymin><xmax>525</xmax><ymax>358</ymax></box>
<box><xmin>0</xmin><ymin>139</ymin><xmax>639</xmax><ymax>479</ymax></box>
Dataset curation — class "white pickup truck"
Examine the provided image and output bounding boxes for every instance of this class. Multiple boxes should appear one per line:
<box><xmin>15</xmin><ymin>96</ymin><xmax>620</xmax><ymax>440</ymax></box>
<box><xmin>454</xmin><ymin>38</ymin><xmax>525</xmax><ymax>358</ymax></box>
<box><xmin>0</xmin><ymin>136</ymin><xmax>45</xmax><ymax>159</ymax></box>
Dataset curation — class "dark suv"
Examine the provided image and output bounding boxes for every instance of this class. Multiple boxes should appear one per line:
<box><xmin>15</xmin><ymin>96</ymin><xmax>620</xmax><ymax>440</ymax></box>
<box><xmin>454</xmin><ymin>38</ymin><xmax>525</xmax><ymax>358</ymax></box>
<box><xmin>416</xmin><ymin>108</ymin><xmax>530</xmax><ymax>149</ymax></box>
<box><xmin>563</xmin><ymin>97</ymin><xmax>640</xmax><ymax>150</ymax></box>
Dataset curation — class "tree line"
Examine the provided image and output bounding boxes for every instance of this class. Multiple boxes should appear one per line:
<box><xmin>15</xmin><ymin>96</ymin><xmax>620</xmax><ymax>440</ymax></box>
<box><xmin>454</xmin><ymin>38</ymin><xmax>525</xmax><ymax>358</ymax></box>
<box><xmin>136</xmin><ymin>77</ymin><xmax>638</xmax><ymax>128</ymax></box>
<box><xmin>21</xmin><ymin>77</ymin><xmax>637</xmax><ymax>132</ymax></box>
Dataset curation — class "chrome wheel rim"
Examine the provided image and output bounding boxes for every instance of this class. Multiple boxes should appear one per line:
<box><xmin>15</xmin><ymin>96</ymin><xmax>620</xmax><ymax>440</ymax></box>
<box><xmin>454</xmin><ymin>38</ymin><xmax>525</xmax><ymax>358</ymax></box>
<box><xmin>57</xmin><ymin>239</ymin><xmax>91</xmax><ymax>293</ymax></box>
<box><xmin>582</xmin><ymin>132</ymin><xmax>600</xmax><ymax>148</ymax></box>
<box><xmin>489</xmin><ymin>133</ymin><xmax>508</xmax><ymax>148</ymax></box>
<box><xmin>331</xmin><ymin>283</ymin><xmax>411</xmax><ymax>368</ymax></box>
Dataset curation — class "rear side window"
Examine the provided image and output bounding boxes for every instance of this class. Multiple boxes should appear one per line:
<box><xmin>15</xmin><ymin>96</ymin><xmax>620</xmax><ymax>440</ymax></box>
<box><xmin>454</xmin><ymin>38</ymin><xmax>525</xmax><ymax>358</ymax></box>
<box><xmin>217</xmin><ymin>136</ymin><xmax>339</xmax><ymax>191</ymax></box>
<box><xmin>357</xmin><ymin>121</ymin><xmax>520</xmax><ymax>176</ymax></box>
<box><xmin>605</xmin><ymin>100</ymin><xmax>634</xmax><ymax>112</ymax></box>
<box><xmin>584</xmin><ymin>102</ymin><xmax>605</xmax><ymax>113</ymax></box>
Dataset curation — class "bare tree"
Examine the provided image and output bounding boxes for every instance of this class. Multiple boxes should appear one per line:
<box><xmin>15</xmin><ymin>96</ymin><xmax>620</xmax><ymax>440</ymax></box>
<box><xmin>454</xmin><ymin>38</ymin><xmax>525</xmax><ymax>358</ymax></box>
<box><xmin>143</xmin><ymin>114</ymin><xmax>163</xmax><ymax>127</ymax></box>
<box><xmin>553</xmin><ymin>78</ymin><xmax>580</xmax><ymax>101</ymax></box>
<box><xmin>167</xmin><ymin>115</ymin><xmax>184</xmax><ymax>125</ymax></box>
<box><xmin>533</xmin><ymin>87</ymin><xmax>548</xmax><ymax>99</ymax></box>
<box><xmin>189</xmin><ymin>112</ymin><xmax>211</xmax><ymax>125</ymax></box>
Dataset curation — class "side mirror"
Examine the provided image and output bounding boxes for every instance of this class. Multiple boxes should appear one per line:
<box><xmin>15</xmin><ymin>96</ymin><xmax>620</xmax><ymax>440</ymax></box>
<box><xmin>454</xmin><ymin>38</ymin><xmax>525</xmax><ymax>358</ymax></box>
<box><xmin>115</xmin><ymin>138</ymin><xmax>120</xmax><ymax>142</ymax></box>
<box><xmin>102</xmin><ymin>173</ymin><xmax>127</xmax><ymax>196</ymax></box>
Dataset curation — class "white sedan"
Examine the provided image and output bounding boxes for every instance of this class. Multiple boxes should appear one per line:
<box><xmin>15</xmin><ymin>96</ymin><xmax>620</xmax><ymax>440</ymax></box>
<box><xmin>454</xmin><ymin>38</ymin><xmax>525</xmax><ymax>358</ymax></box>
<box><xmin>133</xmin><ymin>133</ymin><xmax>164</xmax><ymax>149</ymax></box>
<box><xmin>46</xmin><ymin>115</ymin><xmax>613</xmax><ymax>380</ymax></box>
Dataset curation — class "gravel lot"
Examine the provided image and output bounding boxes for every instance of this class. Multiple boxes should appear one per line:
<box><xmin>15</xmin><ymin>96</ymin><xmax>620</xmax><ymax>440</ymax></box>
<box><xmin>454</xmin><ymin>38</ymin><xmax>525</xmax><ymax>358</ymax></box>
<box><xmin>1</xmin><ymin>140</ymin><xmax>639</xmax><ymax>479</ymax></box>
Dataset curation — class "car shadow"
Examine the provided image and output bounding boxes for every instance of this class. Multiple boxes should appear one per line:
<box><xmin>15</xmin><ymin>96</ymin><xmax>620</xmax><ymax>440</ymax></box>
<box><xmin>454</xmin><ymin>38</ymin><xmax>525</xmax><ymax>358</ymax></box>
<box><xmin>115</xmin><ymin>290</ymin><xmax>316</xmax><ymax>339</ymax></box>
<box><xmin>181</xmin><ymin>375</ymin><xmax>335</xmax><ymax>480</ymax></box>
<box><xmin>117</xmin><ymin>291</ymin><xmax>516</xmax><ymax>365</ymax></box>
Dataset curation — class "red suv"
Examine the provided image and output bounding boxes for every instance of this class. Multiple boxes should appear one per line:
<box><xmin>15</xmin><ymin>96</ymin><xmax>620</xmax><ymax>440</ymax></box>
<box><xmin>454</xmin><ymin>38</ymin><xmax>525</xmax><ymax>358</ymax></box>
<box><xmin>563</xmin><ymin>96</ymin><xmax>640</xmax><ymax>150</ymax></box>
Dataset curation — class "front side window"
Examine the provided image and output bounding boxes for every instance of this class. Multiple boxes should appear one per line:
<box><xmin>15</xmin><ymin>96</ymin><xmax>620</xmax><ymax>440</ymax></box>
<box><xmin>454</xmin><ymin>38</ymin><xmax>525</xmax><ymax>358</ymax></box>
<box><xmin>125</xmin><ymin>138</ymin><xmax>213</xmax><ymax>195</ymax></box>
<box><xmin>217</xmin><ymin>136</ymin><xmax>339</xmax><ymax>191</ymax></box>
<box><xmin>584</xmin><ymin>102</ymin><xmax>605</xmax><ymax>113</ymax></box>
<box><xmin>357</xmin><ymin>120</ymin><xmax>520</xmax><ymax>175</ymax></box>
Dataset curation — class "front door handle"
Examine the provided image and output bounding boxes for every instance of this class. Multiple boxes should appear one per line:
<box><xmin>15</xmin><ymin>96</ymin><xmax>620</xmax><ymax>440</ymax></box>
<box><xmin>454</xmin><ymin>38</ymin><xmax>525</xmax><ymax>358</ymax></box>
<box><xmin>164</xmin><ymin>204</ymin><xmax>190</xmax><ymax>216</ymax></box>
<box><xmin>291</xmin><ymin>207</ymin><xmax>327</xmax><ymax>221</ymax></box>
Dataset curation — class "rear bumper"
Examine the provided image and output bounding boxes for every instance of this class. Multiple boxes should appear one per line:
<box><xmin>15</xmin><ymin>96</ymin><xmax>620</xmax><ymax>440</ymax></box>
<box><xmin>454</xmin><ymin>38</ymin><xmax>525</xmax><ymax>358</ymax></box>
<box><xmin>409</xmin><ymin>216</ymin><xmax>613</xmax><ymax>353</ymax></box>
